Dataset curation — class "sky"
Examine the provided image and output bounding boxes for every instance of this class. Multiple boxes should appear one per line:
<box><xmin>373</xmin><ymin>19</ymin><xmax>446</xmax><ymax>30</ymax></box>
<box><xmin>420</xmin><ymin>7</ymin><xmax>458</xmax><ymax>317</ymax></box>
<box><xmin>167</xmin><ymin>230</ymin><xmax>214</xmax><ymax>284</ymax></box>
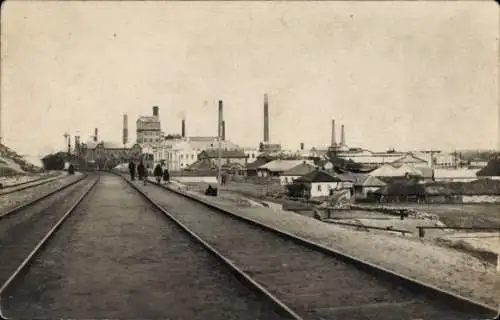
<box><xmin>1</xmin><ymin>1</ymin><xmax>498</xmax><ymax>162</ymax></box>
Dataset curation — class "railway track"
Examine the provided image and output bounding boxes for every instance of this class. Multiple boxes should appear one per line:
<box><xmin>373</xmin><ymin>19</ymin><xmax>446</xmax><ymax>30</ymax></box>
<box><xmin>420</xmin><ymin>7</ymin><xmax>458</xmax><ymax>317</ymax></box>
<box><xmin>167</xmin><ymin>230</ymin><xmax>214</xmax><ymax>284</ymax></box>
<box><xmin>0</xmin><ymin>172</ymin><xmax>88</xmax><ymax>220</ymax></box>
<box><xmin>0</xmin><ymin>172</ymin><xmax>63</xmax><ymax>196</ymax></box>
<box><xmin>0</xmin><ymin>173</ymin><xmax>99</xmax><ymax>319</ymax></box>
<box><xmin>130</xmin><ymin>175</ymin><xmax>498</xmax><ymax>320</ymax></box>
<box><xmin>0</xmin><ymin>173</ymin><xmax>297</xmax><ymax>319</ymax></box>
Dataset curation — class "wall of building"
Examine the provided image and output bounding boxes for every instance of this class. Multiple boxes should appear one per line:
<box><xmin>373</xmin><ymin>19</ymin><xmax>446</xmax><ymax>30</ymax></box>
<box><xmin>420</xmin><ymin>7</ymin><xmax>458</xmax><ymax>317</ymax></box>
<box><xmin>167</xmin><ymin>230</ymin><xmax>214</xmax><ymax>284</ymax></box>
<box><xmin>244</xmin><ymin>149</ymin><xmax>262</xmax><ymax>163</ymax></box>
<box><xmin>173</xmin><ymin>176</ymin><xmax>218</xmax><ymax>183</ymax></box>
<box><xmin>280</xmin><ymin>175</ymin><xmax>301</xmax><ymax>185</ymax></box>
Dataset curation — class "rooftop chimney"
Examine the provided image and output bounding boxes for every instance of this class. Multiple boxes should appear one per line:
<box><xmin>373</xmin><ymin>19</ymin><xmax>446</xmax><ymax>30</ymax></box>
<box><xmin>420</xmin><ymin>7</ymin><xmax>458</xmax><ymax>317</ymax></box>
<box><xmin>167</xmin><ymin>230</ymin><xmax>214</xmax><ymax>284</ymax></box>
<box><xmin>222</xmin><ymin>121</ymin><xmax>226</xmax><ymax>141</ymax></box>
<box><xmin>264</xmin><ymin>93</ymin><xmax>269</xmax><ymax>142</ymax></box>
<box><xmin>153</xmin><ymin>106</ymin><xmax>159</xmax><ymax>117</ymax></box>
<box><xmin>300</xmin><ymin>142</ymin><xmax>304</xmax><ymax>150</ymax></box>
<box><xmin>331</xmin><ymin>119</ymin><xmax>336</xmax><ymax>147</ymax></box>
<box><xmin>218</xmin><ymin>100</ymin><xmax>223</xmax><ymax>138</ymax></box>
<box><xmin>94</xmin><ymin>128</ymin><xmax>98</xmax><ymax>142</ymax></box>
<box><xmin>123</xmin><ymin>114</ymin><xmax>128</xmax><ymax>146</ymax></box>
<box><xmin>340</xmin><ymin>124</ymin><xmax>345</xmax><ymax>147</ymax></box>
<box><xmin>181</xmin><ymin>119</ymin><xmax>186</xmax><ymax>138</ymax></box>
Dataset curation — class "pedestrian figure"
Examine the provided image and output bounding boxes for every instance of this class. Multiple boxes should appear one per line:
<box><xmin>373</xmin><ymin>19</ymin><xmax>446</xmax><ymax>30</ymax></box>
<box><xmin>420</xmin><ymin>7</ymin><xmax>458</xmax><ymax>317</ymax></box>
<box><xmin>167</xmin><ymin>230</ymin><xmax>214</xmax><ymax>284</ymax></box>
<box><xmin>154</xmin><ymin>163</ymin><xmax>163</xmax><ymax>184</ymax></box>
<box><xmin>143</xmin><ymin>164</ymin><xmax>149</xmax><ymax>185</ymax></box>
<box><xmin>128</xmin><ymin>160</ymin><xmax>136</xmax><ymax>180</ymax></box>
<box><xmin>137</xmin><ymin>160</ymin><xmax>145</xmax><ymax>182</ymax></box>
<box><xmin>163</xmin><ymin>167</ymin><xmax>170</xmax><ymax>184</ymax></box>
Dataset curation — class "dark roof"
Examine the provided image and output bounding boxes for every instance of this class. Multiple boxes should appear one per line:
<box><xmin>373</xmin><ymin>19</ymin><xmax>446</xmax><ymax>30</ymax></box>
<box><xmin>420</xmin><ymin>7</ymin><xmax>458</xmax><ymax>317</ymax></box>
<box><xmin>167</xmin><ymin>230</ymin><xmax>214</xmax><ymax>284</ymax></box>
<box><xmin>282</xmin><ymin>163</ymin><xmax>316</xmax><ymax>176</ymax></box>
<box><xmin>185</xmin><ymin>159</ymin><xmax>215</xmax><ymax>171</ymax></box>
<box><xmin>354</xmin><ymin>175</ymin><xmax>387</xmax><ymax>187</ymax></box>
<box><xmin>476</xmin><ymin>159</ymin><xmax>500</xmax><ymax>176</ymax></box>
<box><xmin>199</xmin><ymin>149</ymin><xmax>247</xmax><ymax>159</ymax></box>
<box><xmin>294</xmin><ymin>169</ymin><xmax>343</xmax><ymax>183</ymax></box>
<box><xmin>372</xmin><ymin>181</ymin><xmax>426</xmax><ymax>196</ymax></box>
<box><xmin>246</xmin><ymin>158</ymin><xmax>270</xmax><ymax>170</ymax></box>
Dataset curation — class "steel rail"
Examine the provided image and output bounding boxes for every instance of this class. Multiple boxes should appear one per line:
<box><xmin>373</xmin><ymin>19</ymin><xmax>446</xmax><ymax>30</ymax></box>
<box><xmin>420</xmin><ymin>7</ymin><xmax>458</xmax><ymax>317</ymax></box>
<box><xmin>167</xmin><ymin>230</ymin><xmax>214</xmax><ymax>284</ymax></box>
<box><xmin>0</xmin><ymin>173</ymin><xmax>88</xmax><ymax>220</ymax></box>
<box><xmin>0</xmin><ymin>176</ymin><xmax>61</xmax><ymax>196</ymax></box>
<box><xmin>0</xmin><ymin>175</ymin><xmax>100</xmax><ymax>320</ymax></box>
<box><xmin>123</xmin><ymin>177</ymin><xmax>303</xmax><ymax>320</ymax></box>
<box><xmin>142</xmin><ymin>176</ymin><xmax>498</xmax><ymax>319</ymax></box>
<box><xmin>0</xmin><ymin>172</ymin><xmax>61</xmax><ymax>189</ymax></box>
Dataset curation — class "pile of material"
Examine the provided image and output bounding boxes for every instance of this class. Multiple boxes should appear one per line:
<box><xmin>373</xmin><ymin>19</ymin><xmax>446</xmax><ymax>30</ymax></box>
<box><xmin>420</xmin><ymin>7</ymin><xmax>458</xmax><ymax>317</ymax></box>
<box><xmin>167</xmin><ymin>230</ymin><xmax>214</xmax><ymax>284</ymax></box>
<box><xmin>0</xmin><ymin>144</ymin><xmax>43</xmax><ymax>176</ymax></box>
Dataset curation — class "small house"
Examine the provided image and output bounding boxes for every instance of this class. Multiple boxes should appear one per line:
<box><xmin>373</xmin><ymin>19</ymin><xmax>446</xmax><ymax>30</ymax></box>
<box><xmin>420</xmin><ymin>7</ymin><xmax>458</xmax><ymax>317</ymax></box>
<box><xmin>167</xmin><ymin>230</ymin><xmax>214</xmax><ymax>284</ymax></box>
<box><xmin>353</xmin><ymin>175</ymin><xmax>387</xmax><ymax>200</ymax></box>
<box><xmin>294</xmin><ymin>169</ymin><xmax>353</xmax><ymax>198</ymax></box>
<box><xmin>257</xmin><ymin>159</ymin><xmax>313</xmax><ymax>177</ymax></box>
<box><xmin>280</xmin><ymin>162</ymin><xmax>316</xmax><ymax>185</ymax></box>
<box><xmin>198</xmin><ymin>149</ymin><xmax>248</xmax><ymax>166</ymax></box>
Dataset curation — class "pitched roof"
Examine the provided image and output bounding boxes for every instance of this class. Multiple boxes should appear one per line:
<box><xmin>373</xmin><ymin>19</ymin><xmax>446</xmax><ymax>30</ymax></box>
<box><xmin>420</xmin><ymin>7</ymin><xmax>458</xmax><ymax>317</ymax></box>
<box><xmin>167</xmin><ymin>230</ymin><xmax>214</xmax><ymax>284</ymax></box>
<box><xmin>259</xmin><ymin>160</ymin><xmax>308</xmax><ymax>172</ymax></box>
<box><xmin>354</xmin><ymin>175</ymin><xmax>387</xmax><ymax>187</ymax></box>
<box><xmin>185</xmin><ymin>159</ymin><xmax>215</xmax><ymax>171</ymax></box>
<box><xmin>246</xmin><ymin>158</ymin><xmax>270</xmax><ymax>170</ymax></box>
<box><xmin>294</xmin><ymin>169</ymin><xmax>343</xmax><ymax>183</ymax></box>
<box><xmin>391</xmin><ymin>153</ymin><xmax>428</xmax><ymax>165</ymax></box>
<box><xmin>200</xmin><ymin>149</ymin><xmax>247</xmax><ymax>159</ymax></box>
<box><xmin>282</xmin><ymin>163</ymin><xmax>316</xmax><ymax>176</ymax></box>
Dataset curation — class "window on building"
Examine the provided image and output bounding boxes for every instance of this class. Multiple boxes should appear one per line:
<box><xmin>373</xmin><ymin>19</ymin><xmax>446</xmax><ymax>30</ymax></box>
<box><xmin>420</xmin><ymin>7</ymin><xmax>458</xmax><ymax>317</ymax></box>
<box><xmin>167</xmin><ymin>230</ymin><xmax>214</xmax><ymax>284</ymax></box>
<box><xmin>180</xmin><ymin>154</ymin><xmax>184</xmax><ymax>159</ymax></box>
<box><xmin>317</xmin><ymin>184</ymin><xmax>321</xmax><ymax>191</ymax></box>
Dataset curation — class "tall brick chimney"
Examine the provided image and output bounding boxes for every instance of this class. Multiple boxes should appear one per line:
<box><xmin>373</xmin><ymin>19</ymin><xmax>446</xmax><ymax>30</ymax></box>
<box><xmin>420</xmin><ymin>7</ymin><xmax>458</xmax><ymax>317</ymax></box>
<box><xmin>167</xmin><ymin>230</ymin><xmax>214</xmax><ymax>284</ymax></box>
<box><xmin>181</xmin><ymin>119</ymin><xmax>186</xmax><ymax>138</ymax></box>
<box><xmin>218</xmin><ymin>100</ymin><xmax>223</xmax><ymax>138</ymax></box>
<box><xmin>340</xmin><ymin>124</ymin><xmax>345</xmax><ymax>147</ymax></box>
<box><xmin>264</xmin><ymin>93</ymin><xmax>269</xmax><ymax>142</ymax></box>
<box><xmin>122</xmin><ymin>114</ymin><xmax>128</xmax><ymax>146</ymax></box>
<box><xmin>331</xmin><ymin>119</ymin><xmax>336</xmax><ymax>147</ymax></box>
<box><xmin>153</xmin><ymin>106</ymin><xmax>159</xmax><ymax>118</ymax></box>
<box><xmin>94</xmin><ymin>128</ymin><xmax>98</xmax><ymax>142</ymax></box>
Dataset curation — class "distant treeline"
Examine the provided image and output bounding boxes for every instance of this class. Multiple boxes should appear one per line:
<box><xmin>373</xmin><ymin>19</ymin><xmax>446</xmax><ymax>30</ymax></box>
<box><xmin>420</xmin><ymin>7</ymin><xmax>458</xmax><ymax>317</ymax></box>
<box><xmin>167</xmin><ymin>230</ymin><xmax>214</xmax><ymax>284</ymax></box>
<box><xmin>458</xmin><ymin>150</ymin><xmax>498</xmax><ymax>161</ymax></box>
<box><xmin>41</xmin><ymin>152</ymin><xmax>66</xmax><ymax>170</ymax></box>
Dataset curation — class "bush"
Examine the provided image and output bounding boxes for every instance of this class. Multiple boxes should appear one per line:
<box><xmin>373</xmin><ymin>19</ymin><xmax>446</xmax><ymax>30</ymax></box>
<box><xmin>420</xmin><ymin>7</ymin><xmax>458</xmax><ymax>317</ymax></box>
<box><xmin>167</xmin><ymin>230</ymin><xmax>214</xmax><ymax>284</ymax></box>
<box><xmin>41</xmin><ymin>153</ymin><xmax>66</xmax><ymax>170</ymax></box>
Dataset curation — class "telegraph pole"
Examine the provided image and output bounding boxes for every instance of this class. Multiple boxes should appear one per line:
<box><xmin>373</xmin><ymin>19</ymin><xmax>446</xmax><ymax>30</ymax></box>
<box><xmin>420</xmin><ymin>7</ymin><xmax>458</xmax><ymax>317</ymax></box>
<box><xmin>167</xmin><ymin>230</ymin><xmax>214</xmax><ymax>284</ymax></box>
<box><xmin>217</xmin><ymin>100</ymin><xmax>223</xmax><ymax>196</ymax></box>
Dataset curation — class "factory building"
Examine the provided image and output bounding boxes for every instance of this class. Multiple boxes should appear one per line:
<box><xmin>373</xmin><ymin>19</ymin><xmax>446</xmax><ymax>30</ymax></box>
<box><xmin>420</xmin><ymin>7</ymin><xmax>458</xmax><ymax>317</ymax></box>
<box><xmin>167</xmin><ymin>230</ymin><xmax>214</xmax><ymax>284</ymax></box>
<box><xmin>78</xmin><ymin>128</ymin><xmax>142</xmax><ymax>170</ymax></box>
<box><xmin>136</xmin><ymin>106</ymin><xmax>164</xmax><ymax>145</ymax></box>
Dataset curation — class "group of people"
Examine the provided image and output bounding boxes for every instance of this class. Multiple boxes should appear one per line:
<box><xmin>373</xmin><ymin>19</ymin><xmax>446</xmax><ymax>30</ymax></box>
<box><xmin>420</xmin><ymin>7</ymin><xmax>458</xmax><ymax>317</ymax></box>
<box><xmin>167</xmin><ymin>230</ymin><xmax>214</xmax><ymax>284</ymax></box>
<box><xmin>128</xmin><ymin>160</ymin><xmax>170</xmax><ymax>185</ymax></box>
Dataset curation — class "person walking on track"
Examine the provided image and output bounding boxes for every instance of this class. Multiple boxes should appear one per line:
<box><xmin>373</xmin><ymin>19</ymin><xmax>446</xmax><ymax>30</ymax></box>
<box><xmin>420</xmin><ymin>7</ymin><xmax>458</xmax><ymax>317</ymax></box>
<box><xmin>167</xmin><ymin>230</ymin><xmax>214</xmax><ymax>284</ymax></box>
<box><xmin>154</xmin><ymin>163</ymin><xmax>163</xmax><ymax>183</ymax></box>
<box><xmin>128</xmin><ymin>160</ymin><xmax>136</xmax><ymax>180</ymax></box>
<box><xmin>137</xmin><ymin>160</ymin><xmax>145</xmax><ymax>182</ymax></box>
<box><xmin>163</xmin><ymin>167</ymin><xmax>170</xmax><ymax>184</ymax></box>
<box><xmin>143</xmin><ymin>164</ymin><xmax>149</xmax><ymax>185</ymax></box>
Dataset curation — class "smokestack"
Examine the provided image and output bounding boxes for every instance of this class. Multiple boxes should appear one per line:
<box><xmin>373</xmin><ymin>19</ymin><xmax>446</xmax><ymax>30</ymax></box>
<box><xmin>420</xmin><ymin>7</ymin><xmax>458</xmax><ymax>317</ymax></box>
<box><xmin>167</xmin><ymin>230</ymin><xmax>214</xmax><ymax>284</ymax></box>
<box><xmin>181</xmin><ymin>119</ymin><xmax>186</xmax><ymax>138</ymax></box>
<box><xmin>153</xmin><ymin>106</ymin><xmax>159</xmax><ymax>117</ymax></box>
<box><xmin>300</xmin><ymin>142</ymin><xmax>304</xmax><ymax>150</ymax></box>
<box><xmin>222</xmin><ymin>121</ymin><xmax>226</xmax><ymax>141</ymax></box>
<box><xmin>331</xmin><ymin>119</ymin><xmax>336</xmax><ymax>147</ymax></box>
<box><xmin>340</xmin><ymin>124</ymin><xmax>345</xmax><ymax>147</ymax></box>
<box><xmin>94</xmin><ymin>128</ymin><xmax>98</xmax><ymax>142</ymax></box>
<box><xmin>123</xmin><ymin>114</ymin><xmax>128</xmax><ymax>146</ymax></box>
<box><xmin>264</xmin><ymin>93</ymin><xmax>269</xmax><ymax>142</ymax></box>
<box><xmin>218</xmin><ymin>100</ymin><xmax>223</xmax><ymax>138</ymax></box>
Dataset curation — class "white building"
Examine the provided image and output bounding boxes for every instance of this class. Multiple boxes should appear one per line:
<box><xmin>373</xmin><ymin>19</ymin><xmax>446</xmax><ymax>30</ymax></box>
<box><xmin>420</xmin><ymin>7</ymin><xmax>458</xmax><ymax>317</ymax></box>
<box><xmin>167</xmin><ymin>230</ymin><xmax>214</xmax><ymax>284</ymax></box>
<box><xmin>243</xmin><ymin>148</ymin><xmax>262</xmax><ymax>164</ymax></box>
<box><xmin>161</xmin><ymin>137</ymin><xmax>241</xmax><ymax>171</ymax></box>
<box><xmin>294</xmin><ymin>169</ymin><xmax>353</xmax><ymax>198</ymax></box>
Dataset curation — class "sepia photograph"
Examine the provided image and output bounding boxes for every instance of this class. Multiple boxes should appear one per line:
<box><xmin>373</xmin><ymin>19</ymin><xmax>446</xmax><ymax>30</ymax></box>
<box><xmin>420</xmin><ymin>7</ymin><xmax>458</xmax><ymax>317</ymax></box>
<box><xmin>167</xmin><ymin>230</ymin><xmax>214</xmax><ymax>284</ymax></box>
<box><xmin>0</xmin><ymin>1</ymin><xmax>498</xmax><ymax>319</ymax></box>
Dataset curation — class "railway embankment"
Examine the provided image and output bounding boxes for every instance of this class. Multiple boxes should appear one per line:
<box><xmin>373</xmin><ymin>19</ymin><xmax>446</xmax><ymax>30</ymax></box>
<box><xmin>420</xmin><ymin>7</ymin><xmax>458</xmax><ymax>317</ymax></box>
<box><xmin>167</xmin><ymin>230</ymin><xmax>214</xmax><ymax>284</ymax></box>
<box><xmin>165</xmin><ymin>178</ymin><xmax>499</xmax><ymax>309</ymax></box>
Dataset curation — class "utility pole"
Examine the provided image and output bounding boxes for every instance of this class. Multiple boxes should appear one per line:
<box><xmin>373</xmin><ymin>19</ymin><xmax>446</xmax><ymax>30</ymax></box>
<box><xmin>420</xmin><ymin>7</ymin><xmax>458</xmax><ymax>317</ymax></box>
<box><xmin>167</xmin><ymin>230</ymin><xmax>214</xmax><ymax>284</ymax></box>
<box><xmin>63</xmin><ymin>133</ymin><xmax>70</xmax><ymax>156</ymax></box>
<box><xmin>217</xmin><ymin>100</ymin><xmax>223</xmax><ymax>196</ymax></box>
